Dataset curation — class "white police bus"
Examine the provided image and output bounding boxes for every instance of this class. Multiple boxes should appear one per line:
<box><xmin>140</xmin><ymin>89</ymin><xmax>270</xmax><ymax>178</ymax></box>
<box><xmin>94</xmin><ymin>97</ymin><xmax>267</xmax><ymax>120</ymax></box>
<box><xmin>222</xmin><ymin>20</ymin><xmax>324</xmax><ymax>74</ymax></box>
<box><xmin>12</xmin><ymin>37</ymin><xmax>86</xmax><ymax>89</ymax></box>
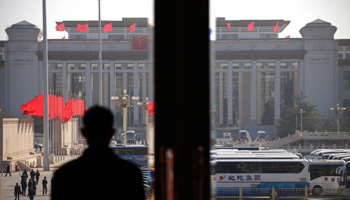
<box><xmin>215</xmin><ymin>159</ymin><xmax>309</xmax><ymax>197</ymax></box>
<box><xmin>309</xmin><ymin>160</ymin><xmax>344</xmax><ymax>196</ymax></box>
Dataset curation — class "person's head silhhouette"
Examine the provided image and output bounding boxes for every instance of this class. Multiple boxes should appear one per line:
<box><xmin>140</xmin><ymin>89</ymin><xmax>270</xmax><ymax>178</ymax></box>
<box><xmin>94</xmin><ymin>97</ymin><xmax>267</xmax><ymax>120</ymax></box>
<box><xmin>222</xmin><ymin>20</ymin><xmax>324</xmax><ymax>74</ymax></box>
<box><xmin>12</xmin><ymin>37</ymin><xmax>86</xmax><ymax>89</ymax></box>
<box><xmin>82</xmin><ymin>106</ymin><xmax>115</xmax><ymax>146</ymax></box>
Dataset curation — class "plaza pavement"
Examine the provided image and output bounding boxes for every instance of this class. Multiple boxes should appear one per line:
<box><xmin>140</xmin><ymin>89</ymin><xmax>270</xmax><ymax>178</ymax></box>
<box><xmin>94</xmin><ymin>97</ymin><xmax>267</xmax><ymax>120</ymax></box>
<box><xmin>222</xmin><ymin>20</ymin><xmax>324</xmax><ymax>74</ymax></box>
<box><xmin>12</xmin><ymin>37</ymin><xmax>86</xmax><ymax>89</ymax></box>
<box><xmin>1</xmin><ymin>155</ymin><xmax>79</xmax><ymax>200</ymax></box>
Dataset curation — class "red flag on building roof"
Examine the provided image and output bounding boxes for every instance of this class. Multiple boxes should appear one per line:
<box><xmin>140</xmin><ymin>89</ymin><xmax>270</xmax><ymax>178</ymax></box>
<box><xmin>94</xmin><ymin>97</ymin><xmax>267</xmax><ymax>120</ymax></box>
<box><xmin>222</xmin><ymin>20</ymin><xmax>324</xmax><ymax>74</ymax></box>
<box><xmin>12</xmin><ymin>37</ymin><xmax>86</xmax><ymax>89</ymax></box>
<box><xmin>129</xmin><ymin>23</ymin><xmax>136</xmax><ymax>33</ymax></box>
<box><xmin>227</xmin><ymin>23</ymin><xmax>231</xmax><ymax>30</ymax></box>
<box><xmin>56</xmin><ymin>23</ymin><xmax>64</xmax><ymax>31</ymax></box>
<box><xmin>274</xmin><ymin>22</ymin><xmax>279</xmax><ymax>33</ymax></box>
<box><xmin>247</xmin><ymin>22</ymin><xmax>254</xmax><ymax>31</ymax></box>
<box><xmin>77</xmin><ymin>24</ymin><xmax>88</xmax><ymax>32</ymax></box>
<box><xmin>104</xmin><ymin>23</ymin><xmax>112</xmax><ymax>33</ymax></box>
<box><xmin>286</xmin><ymin>35</ymin><xmax>290</xmax><ymax>38</ymax></box>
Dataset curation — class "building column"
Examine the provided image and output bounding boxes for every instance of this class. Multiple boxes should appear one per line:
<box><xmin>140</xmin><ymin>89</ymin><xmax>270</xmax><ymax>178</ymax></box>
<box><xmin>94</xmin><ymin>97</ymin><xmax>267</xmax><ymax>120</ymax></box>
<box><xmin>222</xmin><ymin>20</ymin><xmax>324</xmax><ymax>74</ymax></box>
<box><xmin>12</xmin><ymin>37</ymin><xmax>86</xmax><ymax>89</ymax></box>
<box><xmin>299</xmin><ymin>60</ymin><xmax>304</xmax><ymax>99</ymax></box>
<box><xmin>219</xmin><ymin>72</ymin><xmax>224</xmax><ymax>125</ymax></box>
<box><xmin>275</xmin><ymin>60</ymin><xmax>281</xmax><ymax>124</ymax></box>
<box><xmin>62</xmin><ymin>61</ymin><xmax>68</xmax><ymax>103</ymax></box>
<box><xmin>256</xmin><ymin>63</ymin><xmax>262</xmax><ymax>125</ymax></box>
<box><xmin>251</xmin><ymin>61</ymin><xmax>257</xmax><ymax>126</ymax></box>
<box><xmin>133</xmin><ymin>61</ymin><xmax>139</xmax><ymax>126</ymax></box>
<box><xmin>85</xmin><ymin>61</ymin><xmax>91</xmax><ymax>107</ymax></box>
<box><xmin>39</xmin><ymin>61</ymin><xmax>43</xmax><ymax>94</ymax></box>
<box><xmin>227</xmin><ymin>61</ymin><xmax>233</xmax><ymax>125</ymax></box>
<box><xmin>148</xmin><ymin>68</ymin><xmax>153</xmax><ymax>101</ymax></box>
<box><xmin>109</xmin><ymin>61</ymin><xmax>116</xmax><ymax>126</ymax></box>
<box><xmin>238</xmin><ymin>72</ymin><xmax>243</xmax><ymax>125</ymax></box>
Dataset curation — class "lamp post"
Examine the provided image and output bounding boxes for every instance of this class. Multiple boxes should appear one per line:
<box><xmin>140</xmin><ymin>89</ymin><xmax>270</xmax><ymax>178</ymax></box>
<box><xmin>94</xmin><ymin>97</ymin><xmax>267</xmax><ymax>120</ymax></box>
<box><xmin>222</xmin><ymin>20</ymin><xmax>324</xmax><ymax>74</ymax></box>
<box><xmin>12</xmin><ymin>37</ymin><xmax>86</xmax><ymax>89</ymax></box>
<box><xmin>111</xmin><ymin>89</ymin><xmax>139</xmax><ymax>145</ymax></box>
<box><xmin>330</xmin><ymin>104</ymin><xmax>346</xmax><ymax>133</ymax></box>
<box><xmin>299</xmin><ymin>109</ymin><xmax>305</xmax><ymax>133</ymax></box>
<box><xmin>137</xmin><ymin>97</ymin><xmax>149</xmax><ymax>145</ymax></box>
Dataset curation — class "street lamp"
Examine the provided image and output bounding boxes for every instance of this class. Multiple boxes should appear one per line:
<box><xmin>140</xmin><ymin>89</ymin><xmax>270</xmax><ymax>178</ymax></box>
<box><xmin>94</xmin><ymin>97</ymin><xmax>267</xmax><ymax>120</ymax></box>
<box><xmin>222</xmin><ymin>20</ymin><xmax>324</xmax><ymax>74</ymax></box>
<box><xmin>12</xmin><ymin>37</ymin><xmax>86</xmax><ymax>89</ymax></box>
<box><xmin>299</xmin><ymin>109</ymin><xmax>305</xmax><ymax>133</ymax></box>
<box><xmin>137</xmin><ymin>97</ymin><xmax>149</xmax><ymax>145</ymax></box>
<box><xmin>111</xmin><ymin>89</ymin><xmax>139</xmax><ymax>145</ymax></box>
<box><xmin>330</xmin><ymin>104</ymin><xmax>346</xmax><ymax>133</ymax></box>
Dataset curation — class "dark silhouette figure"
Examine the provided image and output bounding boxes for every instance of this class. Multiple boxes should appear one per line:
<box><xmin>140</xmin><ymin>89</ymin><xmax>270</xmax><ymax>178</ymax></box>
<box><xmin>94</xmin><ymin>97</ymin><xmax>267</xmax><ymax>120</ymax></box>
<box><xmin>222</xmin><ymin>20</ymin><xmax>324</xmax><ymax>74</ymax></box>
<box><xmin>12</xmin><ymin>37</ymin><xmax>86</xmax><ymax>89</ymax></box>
<box><xmin>35</xmin><ymin>170</ymin><xmax>40</xmax><ymax>184</ymax></box>
<box><xmin>27</xmin><ymin>187</ymin><xmax>35</xmax><ymax>200</ymax></box>
<box><xmin>14</xmin><ymin>183</ymin><xmax>21</xmax><ymax>200</ymax></box>
<box><xmin>42</xmin><ymin>176</ymin><xmax>48</xmax><ymax>195</ymax></box>
<box><xmin>31</xmin><ymin>177</ymin><xmax>37</xmax><ymax>195</ymax></box>
<box><xmin>22</xmin><ymin>169</ymin><xmax>28</xmax><ymax>180</ymax></box>
<box><xmin>30</xmin><ymin>169</ymin><xmax>35</xmax><ymax>180</ymax></box>
<box><xmin>21</xmin><ymin>178</ymin><xmax>27</xmax><ymax>196</ymax></box>
<box><xmin>5</xmin><ymin>164</ymin><xmax>11</xmax><ymax>177</ymax></box>
<box><xmin>27</xmin><ymin>179</ymin><xmax>33</xmax><ymax>194</ymax></box>
<box><xmin>52</xmin><ymin>106</ymin><xmax>145</xmax><ymax>200</ymax></box>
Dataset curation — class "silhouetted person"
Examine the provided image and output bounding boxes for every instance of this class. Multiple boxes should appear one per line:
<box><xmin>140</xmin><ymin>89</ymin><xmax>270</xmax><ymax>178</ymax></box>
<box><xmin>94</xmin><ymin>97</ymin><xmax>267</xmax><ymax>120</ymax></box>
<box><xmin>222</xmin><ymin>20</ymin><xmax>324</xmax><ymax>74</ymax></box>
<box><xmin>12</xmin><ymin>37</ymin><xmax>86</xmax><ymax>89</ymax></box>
<box><xmin>5</xmin><ymin>164</ymin><xmax>11</xmax><ymax>177</ymax></box>
<box><xmin>28</xmin><ymin>179</ymin><xmax>33</xmax><ymax>194</ymax></box>
<box><xmin>21</xmin><ymin>178</ymin><xmax>27</xmax><ymax>196</ymax></box>
<box><xmin>30</xmin><ymin>169</ymin><xmax>35</xmax><ymax>180</ymax></box>
<box><xmin>14</xmin><ymin>183</ymin><xmax>21</xmax><ymax>200</ymax></box>
<box><xmin>31</xmin><ymin>177</ymin><xmax>37</xmax><ymax>195</ymax></box>
<box><xmin>42</xmin><ymin>176</ymin><xmax>48</xmax><ymax>195</ymax></box>
<box><xmin>22</xmin><ymin>169</ymin><xmax>28</xmax><ymax>180</ymax></box>
<box><xmin>52</xmin><ymin>106</ymin><xmax>145</xmax><ymax>200</ymax></box>
<box><xmin>27</xmin><ymin>187</ymin><xmax>35</xmax><ymax>200</ymax></box>
<box><xmin>35</xmin><ymin>170</ymin><xmax>40</xmax><ymax>184</ymax></box>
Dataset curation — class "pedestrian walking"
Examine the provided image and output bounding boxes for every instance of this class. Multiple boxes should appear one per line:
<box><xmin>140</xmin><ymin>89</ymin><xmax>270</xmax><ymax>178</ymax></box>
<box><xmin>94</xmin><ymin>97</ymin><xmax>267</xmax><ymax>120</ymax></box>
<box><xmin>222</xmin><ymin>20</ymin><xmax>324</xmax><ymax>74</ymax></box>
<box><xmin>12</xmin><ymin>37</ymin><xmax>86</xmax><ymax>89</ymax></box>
<box><xmin>42</xmin><ymin>176</ymin><xmax>48</xmax><ymax>195</ymax></box>
<box><xmin>27</xmin><ymin>187</ymin><xmax>35</xmax><ymax>200</ymax></box>
<box><xmin>5</xmin><ymin>164</ymin><xmax>11</xmax><ymax>177</ymax></box>
<box><xmin>22</xmin><ymin>169</ymin><xmax>28</xmax><ymax>180</ymax></box>
<box><xmin>31</xmin><ymin>177</ymin><xmax>37</xmax><ymax>195</ymax></box>
<box><xmin>21</xmin><ymin>178</ymin><xmax>27</xmax><ymax>196</ymax></box>
<box><xmin>30</xmin><ymin>169</ymin><xmax>35</xmax><ymax>180</ymax></box>
<box><xmin>52</xmin><ymin>106</ymin><xmax>145</xmax><ymax>200</ymax></box>
<box><xmin>14</xmin><ymin>183</ymin><xmax>21</xmax><ymax>200</ymax></box>
<box><xmin>27</xmin><ymin>179</ymin><xmax>33</xmax><ymax>194</ymax></box>
<box><xmin>35</xmin><ymin>170</ymin><xmax>40</xmax><ymax>184</ymax></box>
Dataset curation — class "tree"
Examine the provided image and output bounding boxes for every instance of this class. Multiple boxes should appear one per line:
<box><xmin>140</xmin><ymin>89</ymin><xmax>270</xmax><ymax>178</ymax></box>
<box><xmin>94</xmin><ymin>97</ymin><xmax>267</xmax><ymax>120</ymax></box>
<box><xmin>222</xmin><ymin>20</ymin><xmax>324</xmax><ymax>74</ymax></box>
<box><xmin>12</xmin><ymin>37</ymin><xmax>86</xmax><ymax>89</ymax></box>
<box><xmin>277</xmin><ymin>95</ymin><xmax>320</xmax><ymax>137</ymax></box>
<box><xmin>340</xmin><ymin>105</ymin><xmax>350</xmax><ymax>132</ymax></box>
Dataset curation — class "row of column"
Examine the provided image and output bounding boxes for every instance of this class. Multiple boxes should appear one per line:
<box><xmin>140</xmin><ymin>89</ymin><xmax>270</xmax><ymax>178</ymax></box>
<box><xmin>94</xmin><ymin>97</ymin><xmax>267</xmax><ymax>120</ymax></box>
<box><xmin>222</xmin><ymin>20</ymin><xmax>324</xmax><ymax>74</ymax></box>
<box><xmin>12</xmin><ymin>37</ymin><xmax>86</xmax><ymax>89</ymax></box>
<box><xmin>216</xmin><ymin>60</ymin><xmax>304</xmax><ymax>126</ymax></box>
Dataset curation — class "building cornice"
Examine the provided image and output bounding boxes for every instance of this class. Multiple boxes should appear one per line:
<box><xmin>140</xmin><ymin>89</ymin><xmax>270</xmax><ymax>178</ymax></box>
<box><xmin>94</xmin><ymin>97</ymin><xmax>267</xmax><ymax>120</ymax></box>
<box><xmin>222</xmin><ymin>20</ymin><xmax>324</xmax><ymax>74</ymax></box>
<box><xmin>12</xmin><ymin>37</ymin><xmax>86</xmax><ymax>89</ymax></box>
<box><xmin>36</xmin><ymin>51</ymin><xmax>149</xmax><ymax>61</ymax></box>
<box><xmin>215</xmin><ymin>50</ymin><xmax>306</xmax><ymax>60</ymax></box>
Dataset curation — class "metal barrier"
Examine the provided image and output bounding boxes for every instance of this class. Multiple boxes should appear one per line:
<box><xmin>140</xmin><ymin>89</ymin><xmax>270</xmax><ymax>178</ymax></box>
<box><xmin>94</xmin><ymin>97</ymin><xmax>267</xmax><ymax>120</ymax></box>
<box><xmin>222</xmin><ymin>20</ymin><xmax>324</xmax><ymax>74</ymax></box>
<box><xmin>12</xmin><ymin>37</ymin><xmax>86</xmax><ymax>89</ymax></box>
<box><xmin>216</xmin><ymin>186</ymin><xmax>350</xmax><ymax>199</ymax></box>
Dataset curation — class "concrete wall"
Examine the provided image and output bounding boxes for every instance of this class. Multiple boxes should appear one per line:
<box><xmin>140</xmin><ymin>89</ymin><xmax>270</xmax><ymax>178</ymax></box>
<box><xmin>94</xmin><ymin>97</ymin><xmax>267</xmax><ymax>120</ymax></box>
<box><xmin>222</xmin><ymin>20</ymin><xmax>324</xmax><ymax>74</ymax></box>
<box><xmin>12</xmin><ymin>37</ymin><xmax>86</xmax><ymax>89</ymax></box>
<box><xmin>0</xmin><ymin>118</ymin><xmax>34</xmax><ymax>160</ymax></box>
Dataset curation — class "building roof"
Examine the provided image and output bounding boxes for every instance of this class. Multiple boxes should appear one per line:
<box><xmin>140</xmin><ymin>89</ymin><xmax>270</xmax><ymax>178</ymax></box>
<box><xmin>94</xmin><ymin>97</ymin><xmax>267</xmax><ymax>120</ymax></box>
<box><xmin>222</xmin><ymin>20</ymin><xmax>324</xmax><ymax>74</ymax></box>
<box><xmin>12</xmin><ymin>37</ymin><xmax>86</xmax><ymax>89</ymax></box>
<box><xmin>13</xmin><ymin>20</ymin><xmax>36</xmax><ymax>26</ymax></box>
<box><xmin>217</xmin><ymin>18</ymin><xmax>290</xmax><ymax>32</ymax></box>
<box><xmin>57</xmin><ymin>18</ymin><xmax>149</xmax><ymax>27</ymax></box>
<box><xmin>338</xmin><ymin>39</ymin><xmax>350</xmax><ymax>46</ymax></box>
<box><xmin>310</xmin><ymin>19</ymin><xmax>330</xmax><ymax>24</ymax></box>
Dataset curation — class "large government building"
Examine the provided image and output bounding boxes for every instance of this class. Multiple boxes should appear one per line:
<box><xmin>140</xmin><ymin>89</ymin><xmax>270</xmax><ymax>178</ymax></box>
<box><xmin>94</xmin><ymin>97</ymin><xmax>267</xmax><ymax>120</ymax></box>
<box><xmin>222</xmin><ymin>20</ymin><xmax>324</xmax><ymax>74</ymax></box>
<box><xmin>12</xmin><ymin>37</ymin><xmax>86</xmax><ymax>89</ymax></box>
<box><xmin>0</xmin><ymin>18</ymin><xmax>349</xmax><ymax>137</ymax></box>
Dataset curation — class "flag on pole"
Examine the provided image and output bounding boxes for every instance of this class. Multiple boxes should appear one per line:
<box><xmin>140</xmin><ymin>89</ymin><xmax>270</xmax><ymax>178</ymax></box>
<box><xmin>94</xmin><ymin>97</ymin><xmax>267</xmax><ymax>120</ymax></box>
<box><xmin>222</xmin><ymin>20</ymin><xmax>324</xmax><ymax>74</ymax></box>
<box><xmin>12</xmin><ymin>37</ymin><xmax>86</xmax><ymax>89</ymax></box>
<box><xmin>247</xmin><ymin>22</ymin><xmax>254</xmax><ymax>31</ymax></box>
<box><xmin>64</xmin><ymin>99</ymin><xmax>74</xmax><ymax>123</ymax></box>
<box><xmin>286</xmin><ymin>35</ymin><xmax>290</xmax><ymax>38</ymax></box>
<box><xmin>227</xmin><ymin>23</ymin><xmax>231</xmax><ymax>30</ymax></box>
<box><xmin>62</xmin><ymin>36</ymin><xmax>65</xmax><ymax>39</ymax></box>
<box><xmin>56</xmin><ymin>23</ymin><xmax>64</xmax><ymax>31</ymax></box>
<box><xmin>148</xmin><ymin>101</ymin><xmax>155</xmax><ymax>114</ymax></box>
<box><xmin>77</xmin><ymin>24</ymin><xmax>88</xmax><ymax>32</ymax></box>
<box><xmin>104</xmin><ymin>23</ymin><xmax>112</xmax><ymax>33</ymax></box>
<box><xmin>21</xmin><ymin>94</ymin><xmax>44</xmax><ymax>116</ymax></box>
<box><xmin>274</xmin><ymin>22</ymin><xmax>279</xmax><ymax>33</ymax></box>
<box><xmin>129</xmin><ymin>23</ymin><xmax>136</xmax><ymax>33</ymax></box>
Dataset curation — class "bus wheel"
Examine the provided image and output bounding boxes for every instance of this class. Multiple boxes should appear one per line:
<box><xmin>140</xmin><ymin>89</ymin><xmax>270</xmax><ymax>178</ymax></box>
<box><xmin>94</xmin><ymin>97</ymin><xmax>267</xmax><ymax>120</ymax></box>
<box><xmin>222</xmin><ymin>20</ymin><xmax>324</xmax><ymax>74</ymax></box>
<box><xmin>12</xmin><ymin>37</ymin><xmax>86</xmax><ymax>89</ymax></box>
<box><xmin>312</xmin><ymin>186</ymin><xmax>323</xmax><ymax>196</ymax></box>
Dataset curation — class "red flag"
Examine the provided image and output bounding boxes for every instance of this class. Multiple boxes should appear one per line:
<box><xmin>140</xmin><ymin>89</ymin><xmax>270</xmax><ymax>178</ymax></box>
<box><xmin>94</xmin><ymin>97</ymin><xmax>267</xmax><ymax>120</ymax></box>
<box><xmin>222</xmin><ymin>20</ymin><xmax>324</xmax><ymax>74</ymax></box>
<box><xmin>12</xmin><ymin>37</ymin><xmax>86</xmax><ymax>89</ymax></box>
<box><xmin>129</xmin><ymin>23</ymin><xmax>136</xmax><ymax>33</ymax></box>
<box><xmin>64</xmin><ymin>99</ymin><xmax>74</xmax><ymax>123</ymax></box>
<box><xmin>104</xmin><ymin>23</ymin><xmax>112</xmax><ymax>33</ymax></box>
<box><xmin>227</xmin><ymin>23</ymin><xmax>231</xmax><ymax>30</ymax></box>
<box><xmin>62</xmin><ymin>36</ymin><xmax>65</xmax><ymax>39</ymax></box>
<box><xmin>148</xmin><ymin>101</ymin><xmax>155</xmax><ymax>114</ymax></box>
<box><xmin>247</xmin><ymin>22</ymin><xmax>254</xmax><ymax>31</ymax></box>
<box><xmin>274</xmin><ymin>23</ymin><xmax>279</xmax><ymax>33</ymax></box>
<box><xmin>286</xmin><ymin>35</ymin><xmax>290</xmax><ymax>38</ymax></box>
<box><xmin>77</xmin><ymin>24</ymin><xmax>88</xmax><ymax>32</ymax></box>
<box><xmin>56</xmin><ymin>23</ymin><xmax>64</xmax><ymax>31</ymax></box>
<box><xmin>21</xmin><ymin>94</ymin><xmax>44</xmax><ymax>116</ymax></box>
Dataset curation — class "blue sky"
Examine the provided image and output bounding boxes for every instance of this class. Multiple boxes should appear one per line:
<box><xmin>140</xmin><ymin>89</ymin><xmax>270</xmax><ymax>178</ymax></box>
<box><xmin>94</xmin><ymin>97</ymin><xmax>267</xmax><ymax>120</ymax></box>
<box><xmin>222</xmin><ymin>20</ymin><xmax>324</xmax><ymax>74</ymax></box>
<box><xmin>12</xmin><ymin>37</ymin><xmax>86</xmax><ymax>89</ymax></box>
<box><xmin>0</xmin><ymin>0</ymin><xmax>349</xmax><ymax>40</ymax></box>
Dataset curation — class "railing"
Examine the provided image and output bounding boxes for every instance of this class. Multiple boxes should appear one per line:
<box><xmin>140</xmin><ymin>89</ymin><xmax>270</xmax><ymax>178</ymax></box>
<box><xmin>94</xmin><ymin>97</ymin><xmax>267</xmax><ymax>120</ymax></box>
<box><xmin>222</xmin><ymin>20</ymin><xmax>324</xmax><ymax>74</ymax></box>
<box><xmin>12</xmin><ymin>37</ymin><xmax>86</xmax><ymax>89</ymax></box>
<box><xmin>216</xmin><ymin>186</ymin><xmax>349</xmax><ymax>199</ymax></box>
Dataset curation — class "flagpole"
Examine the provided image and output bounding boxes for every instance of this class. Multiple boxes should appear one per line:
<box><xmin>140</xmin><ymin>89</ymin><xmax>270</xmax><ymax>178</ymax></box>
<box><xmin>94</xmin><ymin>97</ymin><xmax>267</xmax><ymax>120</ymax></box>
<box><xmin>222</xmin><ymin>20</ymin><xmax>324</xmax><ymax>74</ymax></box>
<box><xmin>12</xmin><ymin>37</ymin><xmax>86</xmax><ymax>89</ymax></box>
<box><xmin>98</xmin><ymin>0</ymin><xmax>103</xmax><ymax>106</ymax></box>
<box><xmin>42</xmin><ymin>0</ymin><xmax>50</xmax><ymax>171</ymax></box>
